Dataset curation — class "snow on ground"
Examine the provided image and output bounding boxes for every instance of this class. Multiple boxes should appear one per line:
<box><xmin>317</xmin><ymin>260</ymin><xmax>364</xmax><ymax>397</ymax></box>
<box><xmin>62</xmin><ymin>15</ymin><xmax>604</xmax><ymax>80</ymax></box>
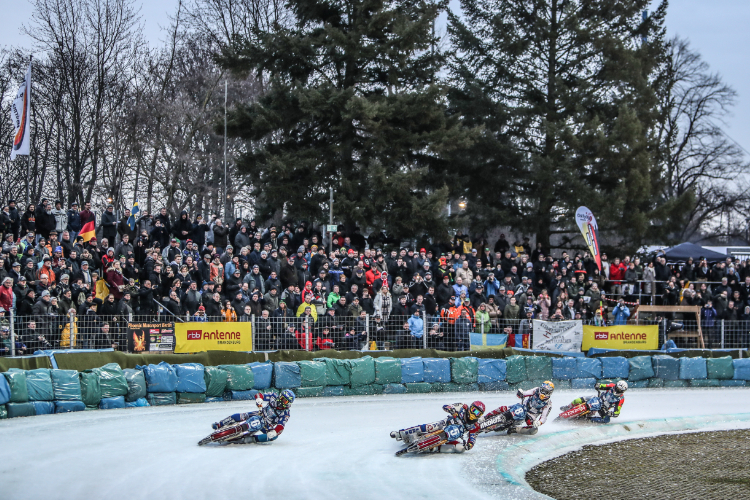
<box><xmin>1</xmin><ymin>388</ymin><xmax>748</xmax><ymax>500</ymax></box>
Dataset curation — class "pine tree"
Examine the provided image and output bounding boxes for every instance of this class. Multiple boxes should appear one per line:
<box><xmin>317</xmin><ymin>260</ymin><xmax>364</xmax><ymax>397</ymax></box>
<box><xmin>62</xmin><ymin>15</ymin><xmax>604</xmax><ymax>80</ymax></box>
<box><xmin>219</xmin><ymin>0</ymin><xmax>473</xmax><ymax>238</ymax></box>
<box><xmin>447</xmin><ymin>0</ymin><xmax>682</xmax><ymax>250</ymax></box>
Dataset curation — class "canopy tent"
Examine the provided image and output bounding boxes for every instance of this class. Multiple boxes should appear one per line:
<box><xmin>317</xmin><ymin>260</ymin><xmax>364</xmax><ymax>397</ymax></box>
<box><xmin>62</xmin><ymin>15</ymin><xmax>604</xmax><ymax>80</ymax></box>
<box><xmin>661</xmin><ymin>242</ymin><xmax>727</xmax><ymax>261</ymax></box>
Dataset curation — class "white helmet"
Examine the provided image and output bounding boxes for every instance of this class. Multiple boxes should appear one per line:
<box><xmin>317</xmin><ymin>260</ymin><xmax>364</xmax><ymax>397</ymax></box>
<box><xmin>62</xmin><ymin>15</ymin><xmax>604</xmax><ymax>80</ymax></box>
<box><xmin>615</xmin><ymin>380</ymin><xmax>628</xmax><ymax>394</ymax></box>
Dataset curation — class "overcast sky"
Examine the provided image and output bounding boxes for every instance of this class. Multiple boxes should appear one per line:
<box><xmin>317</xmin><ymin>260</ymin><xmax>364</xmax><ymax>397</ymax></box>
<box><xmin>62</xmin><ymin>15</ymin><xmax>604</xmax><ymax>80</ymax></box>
<box><xmin>1</xmin><ymin>0</ymin><xmax>748</xmax><ymax>156</ymax></box>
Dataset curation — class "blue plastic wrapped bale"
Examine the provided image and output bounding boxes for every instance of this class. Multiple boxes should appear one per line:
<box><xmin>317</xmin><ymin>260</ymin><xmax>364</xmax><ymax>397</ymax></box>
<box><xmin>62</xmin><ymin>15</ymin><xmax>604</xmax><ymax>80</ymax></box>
<box><xmin>322</xmin><ymin>386</ymin><xmax>345</xmax><ymax>397</ymax></box>
<box><xmin>707</xmin><ymin>357</ymin><xmax>735</xmax><ymax>380</ymax></box>
<box><xmin>297</xmin><ymin>361</ymin><xmax>326</xmax><ymax>387</ymax></box>
<box><xmin>571</xmin><ymin>378</ymin><xmax>596</xmax><ymax>390</ymax></box>
<box><xmin>478</xmin><ymin>359</ymin><xmax>506</xmax><ymax>383</ymax></box>
<box><xmin>400</xmin><ymin>357</ymin><xmax>425</xmax><ymax>384</ymax></box>
<box><xmin>125</xmin><ymin>398</ymin><xmax>150</xmax><ymax>407</ymax></box>
<box><xmin>123</xmin><ymin>369</ymin><xmax>147</xmax><ymax>402</ymax></box>
<box><xmin>382</xmin><ymin>383</ymin><xmax>406</xmax><ymax>394</ymax></box>
<box><xmin>50</xmin><ymin>369</ymin><xmax>82</xmax><ymax>401</ymax></box>
<box><xmin>575</xmin><ymin>358</ymin><xmax>602</xmax><ymax>379</ymax></box>
<box><xmin>314</xmin><ymin>358</ymin><xmax>352</xmax><ymax>386</ymax></box>
<box><xmin>3</xmin><ymin>371</ymin><xmax>29</xmax><ymax>403</ymax></box>
<box><xmin>174</xmin><ymin>363</ymin><xmax>207</xmax><ymax>393</ymax></box>
<box><xmin>374</xmin><ymin>357</ymin><xmax>402</xmax><ymax>385</ymax></box>
<box><xmin>54</xmin><ymin>400</ymin><xmax>85</xmax><ymax>413</ymax></box>
<box><xmin>343</xmin><ymin>385</ymin><xmax>382</xmax><ymax>396</ymax></box>
<box><xmin>689</xmin><ymin>379</ymin><xmax>719</xmax><ymax>388</ymax></box>
<box><xmin>249</xmin><ymin>362</ymin><xmax>274</xmax><ymax>390</ymax></box>
<box><xmin>273</xmin><ymin>362</ymin><xmax>302</xmax><ymax>389</ymax></box>
<box><xmin>451</xmin><ymin>357</ymin><xmax>479</xmax><ymax>384</ymax></box>
<box><xmin>663</xmin><ymin>379</ymin><xmax>688</xmax><ymax>388</ymax></box>
<box><xmin>230</xmin><ymin>390</ymin><xmax>259</xmax><ymax>401</ymax></box>
<box><xmin>140</xmin><ymin>362</ymin><xmax>178</xmax><ymax>393</ymax></box>
<box><xmin>600</xmin><ymin>357</ymin><xmax>630</xmax><ymax>379</ymax></box>
<box><xmin>679</xmin><ymin>357</ymin><xmax>707</xmax><ymax>380</ymax></box>
<box><xmin>25</xmin><ymin>369</ymin><xmax>54</xmax><ymax>401</ymax></box>
<box><xmin>648</xmin><ymin>378</ymin><xmax>664</xmax><ymax>388</ymax></box>
<box><xmin>218</xmin><ymin>365</ymin><xmax>255</xmax><ymax>391</ymax></box>
<box><xmin>733</xmin><ymin>359</ymin><xmax>750</xmax><ymax>380</ymax></box>
<box><xmin>94</xmin><ymin>363</ymin><xmax>129</xmax><ymax>399</ymax></box>
<box><xmin>204</xmin><ymin>366</ymin><xmax>228</xmax><ymax>397</ymax></box>
<box><xmin>349</xmin><ymin>357</ymin><xmax>376</xmax><ymax>387</ymax></box>
<box><xmin>505</xmin><ymin>356</ymin><xmax>527</xmax><ymax>384</ymax></box>
<box><xmin>177</xmin><ymin>393</ymin><xmax>207</xmax><ymax>404</ymax></box>
<box><xmin>147</xmin><ymin>392</ymin><xmax>177</xmax><ymax>406</ymax></box>
<box><xmin>720</xmin><ymin>379</ymin><xmax>746</xmax><ymax>387</ymax></box>
<box><xmin>0</xmin><ymin>374</ymin><xmax>11</xmax><ymax>405</ymax></box>
<box><xmin>32</xmin><ymin>401</ymin><xmax>55</xmax><ymax>415</ymax></box>
<box><xmin>99</xmin><ymin>396</ymin><xmax>126</xmax><ymax>409</ymax></box>
<box><xmin>479</xmin><ymin>381</ymin><xmax>510</xmax><ymax>392</ymax></box>
<box><xmin>652</xmin><ymin>355</ymin><xmax>680</xmax><ymax>381</ymax></box>
<box><xmin>629</xmin><ymin>379</ymin><xmax>650</xmax><ymax>389</ymax></box>
<box><xmin>205</xmin><ymin>397</ymin><xmax>224</xmax><ymax>403</ymax></box>
<box><xmin>6</xmin><ymin>402</ymin><xmax>36</xmax><ymax>418</ymax></box>
<box><xmin>422</xmin><ymin>358</ymin><xmax>451</xmax><ymax>384</ymax></box>
<box><xmin>551</xmin><ymin>357</ymin><xmax>577</xmax><ymax>380</ymax></box>
<box><xmin>627</xmin><ymin>356</ymin><xmax>654</xmax><ymax>381</ymax></box>
<box><xmin>525</xmin><ymin>356</ymin><xmax>552</xmax><ymax>380</ymax></box>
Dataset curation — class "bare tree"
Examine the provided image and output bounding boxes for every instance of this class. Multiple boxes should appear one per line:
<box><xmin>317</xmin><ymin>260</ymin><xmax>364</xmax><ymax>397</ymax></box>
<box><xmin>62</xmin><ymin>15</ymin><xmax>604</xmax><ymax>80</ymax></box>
<box><xmin>656</xmin><ymin>37</ymin><xmax>750</xmax><ymax>243</ymax></box>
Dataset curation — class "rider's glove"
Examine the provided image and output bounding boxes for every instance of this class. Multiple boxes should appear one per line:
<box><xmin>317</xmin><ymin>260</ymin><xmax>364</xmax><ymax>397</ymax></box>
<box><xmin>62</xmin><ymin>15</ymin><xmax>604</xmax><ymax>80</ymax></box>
<box><xmin>516</xmin><ymin>389</ymin><xmax>524</xmax><ymax>399</ymax></box>
<box><xmin>265</xmin><ymin>430</ymin><xmax>277</xmax><ymax>440</ymax></box>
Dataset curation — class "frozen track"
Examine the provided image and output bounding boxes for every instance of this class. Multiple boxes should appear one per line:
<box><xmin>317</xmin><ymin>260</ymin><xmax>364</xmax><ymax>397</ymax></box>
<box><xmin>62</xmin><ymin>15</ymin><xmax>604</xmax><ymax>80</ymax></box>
<box><xmin>1</xmin><ymin>388</ymin><xmax>749</xmax><ymax>500</ymax></box>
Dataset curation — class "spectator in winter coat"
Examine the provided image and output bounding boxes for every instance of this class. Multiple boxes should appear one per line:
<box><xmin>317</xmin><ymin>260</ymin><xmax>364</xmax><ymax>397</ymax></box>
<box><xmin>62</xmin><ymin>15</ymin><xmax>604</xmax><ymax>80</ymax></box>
<box><xmin>100</xmin><ymin>205</ymin><xmax>119</xmax><ymax>243</ymax></box>
<box><xmin>212</xmin><ymin>219</ymin><xmax>229</xmax><ymax>250</ymax></box>
<box><xmin>611</xmin><ymin>299</ymin><xmax>630</xmax><ymax>325</ymax></box>
<box><xmin>117</xmin><ymin>209</ymin><xmax>137</xmax><ymax>243</ymax></box>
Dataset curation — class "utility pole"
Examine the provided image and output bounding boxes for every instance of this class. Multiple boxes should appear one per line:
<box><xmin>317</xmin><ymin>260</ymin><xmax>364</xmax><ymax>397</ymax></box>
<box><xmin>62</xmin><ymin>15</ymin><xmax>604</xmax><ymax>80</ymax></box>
<box><xmin>329</xmin><ymin>187</ymin><xmax>333</xmax><ymax>255</ymax></box>
<box><xmin>224</xmin><ymin>80</ymin><xmax>228</xmax><ymax>219</ymax></box>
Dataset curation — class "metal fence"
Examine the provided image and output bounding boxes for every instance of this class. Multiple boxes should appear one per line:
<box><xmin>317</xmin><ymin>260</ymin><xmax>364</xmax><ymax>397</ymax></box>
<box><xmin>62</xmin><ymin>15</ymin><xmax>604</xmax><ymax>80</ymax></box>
<box><xmin>1</xmin><ymin>311</ymin><xmax>747</xmax><ymax>356</ymax></box>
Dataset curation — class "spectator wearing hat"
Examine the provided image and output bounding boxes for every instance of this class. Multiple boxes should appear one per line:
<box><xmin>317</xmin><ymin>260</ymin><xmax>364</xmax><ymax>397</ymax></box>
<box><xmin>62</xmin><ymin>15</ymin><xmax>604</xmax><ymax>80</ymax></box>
<box><xmin>0</xmin><ymin>277</ymin><xmax>13</xmax><ymax>313</ymax></box>
<box><xmin>100</xmin><ymin>204</ymin><xmax>118</xmax><ymax>243</ymax></box>
<box><xmin>193</xmin><ymin>305</ymin><xmax>208</xmax><ymax>322</ymax></box>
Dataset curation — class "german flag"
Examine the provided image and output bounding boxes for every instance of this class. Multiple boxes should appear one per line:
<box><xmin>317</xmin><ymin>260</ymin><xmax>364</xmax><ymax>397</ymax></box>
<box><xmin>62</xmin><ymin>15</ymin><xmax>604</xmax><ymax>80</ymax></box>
<box><xmin>80</xmin><ymin>220</ymin><xmax>96</xmax><ymax>242</ymax></box>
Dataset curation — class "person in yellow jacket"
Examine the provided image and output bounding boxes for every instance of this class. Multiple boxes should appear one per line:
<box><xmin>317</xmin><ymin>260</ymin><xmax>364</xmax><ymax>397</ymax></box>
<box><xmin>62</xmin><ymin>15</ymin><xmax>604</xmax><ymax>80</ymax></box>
<box><xmin>60</xmin><ymin>308</ymin><xmax>78</xmax><ymax>348</ymax></box>
<box><xmin>296</xmin><ymin>293</ymin><xmax>318</xmax><ymax>322</ymax></box>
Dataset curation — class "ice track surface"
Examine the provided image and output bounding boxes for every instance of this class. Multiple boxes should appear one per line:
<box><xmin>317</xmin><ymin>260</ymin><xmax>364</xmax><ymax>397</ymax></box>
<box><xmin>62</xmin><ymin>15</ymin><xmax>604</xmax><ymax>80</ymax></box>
<box><xmin>1</xmin><ymin>388</ymin><xmax>749</xmax><ymax>500</ymax></box>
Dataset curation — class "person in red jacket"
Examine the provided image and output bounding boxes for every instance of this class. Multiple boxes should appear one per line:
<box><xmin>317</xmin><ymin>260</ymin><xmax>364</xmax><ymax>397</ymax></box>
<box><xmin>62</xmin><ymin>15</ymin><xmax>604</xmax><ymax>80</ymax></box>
<box><xmin>0</xmin><ymin>277</ymin><xmax>14</xmax><ymax>313</ymax></box>
<box><xmin>365</xmin><ymin>267</ymin><xmax>381</xmax><ymax>295</ymax></box>
<box><xmin>607</xmin><ymin>257</ymin><xmax>627</xmax><ymax>297</ymax></box>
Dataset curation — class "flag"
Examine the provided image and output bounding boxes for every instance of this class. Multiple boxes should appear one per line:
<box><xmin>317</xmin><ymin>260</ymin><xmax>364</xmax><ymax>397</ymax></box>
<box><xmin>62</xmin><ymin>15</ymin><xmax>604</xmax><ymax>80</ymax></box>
<box><xmin>127</xmin><ymin>199</ymin><xmax>139</xmax><ymax>230</ymax></box>
<box><xmin>10</xmin><ymin>62</ymin><xmax>31</xmax><ymax>160</ymax></box>
<box><xmin>470</xmin><ymin>332</ymin><xmax>508</xmax><ymax>350</ymax></box>
<box><xmin>575</xmin><ymin>206</ymin><xmax>601</xmax><ymax>271</ymax></box>
<box><xmin>80</xmin><ymin>220</ymin><xmax>96</xmax><ymax>243</ymax></box>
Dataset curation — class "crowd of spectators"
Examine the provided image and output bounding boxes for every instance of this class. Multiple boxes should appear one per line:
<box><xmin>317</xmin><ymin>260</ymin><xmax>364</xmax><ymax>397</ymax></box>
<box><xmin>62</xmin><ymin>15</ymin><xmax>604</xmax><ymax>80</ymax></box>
<box><xmin>1</xmin><ymin>198</ymin><xmax>749</xmax><ymax>354</ymax></box>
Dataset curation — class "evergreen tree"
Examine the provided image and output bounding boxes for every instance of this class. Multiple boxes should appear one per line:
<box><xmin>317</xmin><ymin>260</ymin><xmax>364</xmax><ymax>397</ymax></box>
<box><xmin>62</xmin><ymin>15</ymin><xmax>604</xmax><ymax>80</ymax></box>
<box><xmin>220</xmin><ymin>0</ymin><xmax>473</xmax><ymax>237</ymax></box>
<box><xmin>447</xmin><ymin>0</ymin><xmax>683</xmax><ymax>250</ymax></box>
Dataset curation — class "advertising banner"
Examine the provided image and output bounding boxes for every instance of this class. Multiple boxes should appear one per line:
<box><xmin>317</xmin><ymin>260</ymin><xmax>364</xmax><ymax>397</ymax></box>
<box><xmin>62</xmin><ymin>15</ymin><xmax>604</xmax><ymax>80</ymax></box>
<box><xmin>174</xmin><ymin>322</ymin><xmax>253</xmax><ymax>353</ymax></box>
<box><xmin>127</xmin><ymin>322</ymin><xmax>175</xmax><ymax>352</ymax></box>
<box><xmin>532</xmin><ymin>320</ymin><xmax>583</xmax><ymax>352</ymax></box>
<box><xmin>582</xmin><ymin>325</ymin><xmax>659</xmax><ymax>351</ymax></box>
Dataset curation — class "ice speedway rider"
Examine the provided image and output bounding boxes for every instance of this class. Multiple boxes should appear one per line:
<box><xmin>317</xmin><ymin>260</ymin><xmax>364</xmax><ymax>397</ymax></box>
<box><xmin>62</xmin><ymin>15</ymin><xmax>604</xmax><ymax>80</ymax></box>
<box><xmin>560</xmin><ymin>380</ymin><xmax>627</xmax><ymax>423</ymax></box>
<box><xmin>212</xmin><ymin>389</ymin><xmax>295</xmax><ymax>443</ymax></box>
<box><xmin>485</xmin><ymin>381</ymin><xmax>555</xmax><ymax>435</ymax></box>
<box><xmin>390</xmin><ymin>401</ymin><xmax>486</xmax><ymax>453</ymax></box>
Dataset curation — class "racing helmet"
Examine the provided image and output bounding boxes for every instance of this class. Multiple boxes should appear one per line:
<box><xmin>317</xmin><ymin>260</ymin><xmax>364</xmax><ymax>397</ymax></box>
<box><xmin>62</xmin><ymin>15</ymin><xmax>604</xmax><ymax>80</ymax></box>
<box><xmin>538</xmin><ymin>381</ymin><xmax>555</xmax><ymax>401</ymax></box>
<box><xmin>468</xmin><ymin>401</ymin><xmax>485</xmax><ymax>422</ymax></box>
<box><xmin>277</xmin><ymin>389</ymin><xmax>296</xmax><ymax>410</ymax></box>
<box><xmin>615</xmin><ymin>380</ymin><xmax>628</xmax><ymax>394</ymax></box>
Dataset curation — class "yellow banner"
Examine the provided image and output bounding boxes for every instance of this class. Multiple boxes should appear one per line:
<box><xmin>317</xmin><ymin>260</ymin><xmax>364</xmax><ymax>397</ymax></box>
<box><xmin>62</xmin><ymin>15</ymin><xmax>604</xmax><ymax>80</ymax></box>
<box><xmin>582</xmin><ymin>325</ymin><xmax>659</xmax><ymax>351</ymax></box>
<box><xmin>174</xmin><ymin>322</ymin><xmax>253</xmax><ymax>353</ymax></box>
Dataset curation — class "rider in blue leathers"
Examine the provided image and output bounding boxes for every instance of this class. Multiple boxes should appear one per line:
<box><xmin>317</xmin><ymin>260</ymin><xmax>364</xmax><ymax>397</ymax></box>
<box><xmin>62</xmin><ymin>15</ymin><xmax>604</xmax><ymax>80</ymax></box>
<box><xmin>560</xmin><ymin>381</ymin><xmax>627</xmax><ymax>423</ymax></box>
<box><xmin>212</xmin><ymin>390</ymin><xmax>294</xmax><ymax>443</ymax></box>
<box><xmin>484</xmin><ymin>381</ymin><xmax>554</xmax><ymax>435</ymax></box>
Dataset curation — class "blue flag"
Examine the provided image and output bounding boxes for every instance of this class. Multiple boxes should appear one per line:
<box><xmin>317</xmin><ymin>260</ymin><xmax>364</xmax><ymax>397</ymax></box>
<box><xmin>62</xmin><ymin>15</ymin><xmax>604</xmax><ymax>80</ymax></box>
<box><xmin>128</xmin><ymin>199</ymin><xmax>139</xmax><ymax>230</ymax></box>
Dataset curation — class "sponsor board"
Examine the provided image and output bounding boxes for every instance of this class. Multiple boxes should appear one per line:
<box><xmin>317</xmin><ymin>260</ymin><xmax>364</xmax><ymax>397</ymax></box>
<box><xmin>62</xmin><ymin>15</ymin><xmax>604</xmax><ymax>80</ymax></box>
<box><xmin>174</xmin><ymin>322</ymin><xmax>253</xmax><ymax>353</ymax></box>
<box><xmin>127</xmin><ymin>322</ymin><xmax>175</xmax><ymax>352</ymax></box>
<box><xmin>582</xmin><ymin>325</ymin><xmax>659</xmax><ymax>350</ymax></box>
